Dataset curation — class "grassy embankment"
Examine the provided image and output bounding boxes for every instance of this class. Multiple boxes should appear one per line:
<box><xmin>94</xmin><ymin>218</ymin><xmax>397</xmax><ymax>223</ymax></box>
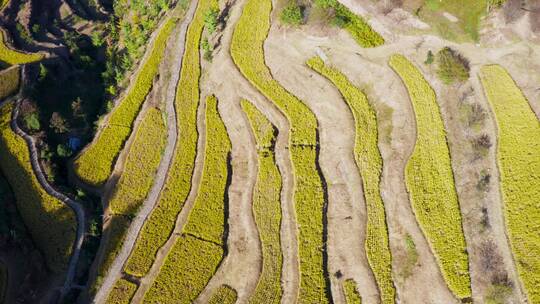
<box><xmin>208</xmin><ymin>285</ymin><xmax>238</xmax><ymax>304</ymax></box>
<box><xmin>105</xmin><ymin>278</ymin><xmax>137</xmax><ymax>304</ymax></box>
<box><xmin>0</xmin><ymin>65</ymin><xmax>20</xmax><ymax>100</ymax></box>
<box><xmin>0</xmin><ymin>102</ymin><xmax>75</xmax><ymax>272</ymax></box>
<box><xmin>479</xmin><ymin>65</ymin><xmax>540</xmax><ymax>303</ymax></box>
<box><xmin>343</xmin><ymin>279</ymin><xmax>362</xmax><ymax>304</ymax></box>
<box><xmin>389</xmin><ymin>54</ymin><xmax>471</xmax><ymax>298</ymax></box>
<box><xmin>307</xmin><ymin>56</ymin><xmax>394</xmax><ymax>303</ymax></box>
<box><xmin>73</xmin><ymin>15</ymin><xmax>177</xmax><ymax>186</ymax></box>
<box><xmin>241</xmin><ymin>100</ymin><xmax>283</xmax><ymax>303</ymax></box>
<box><xmin>231</xmin><ymin>0</ymin><xmax>328</xmax><ymax>302</ymax></box>
<box><xmin>123</xmin><ymin>0</ymin><xmax>217</xmax><ymax>277</ymax></box>
<box><xmin>92</xmin><ymin>108</ymin><xmax>166</xmax><ymax>291</ymax></box>
<box><xmin>142</xmin><ymin>95</ymin><xmax>230</xmax><ymax>303</ymax></box>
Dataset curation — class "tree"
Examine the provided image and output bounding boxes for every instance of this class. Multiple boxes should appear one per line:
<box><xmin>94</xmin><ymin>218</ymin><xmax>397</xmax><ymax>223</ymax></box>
<box><xmin>24</xmin><ymin>113</ymin><xmax>40</xmax><ymax>131</ymax></box>
<box><xmin>49</xmin><ymin>112</ymin><xmax>69</xmax><ymax>133</ymax></box>
<box><xmin>56</xmin><ymin>144</ymin><xmax>72</xmax><ymax>158</ymax></box>
<box><xmin>280</xmin><ymin>2</ymin><xmax>303</xmax><ymax>25</ymax></box>
<box><xmin>71</xmin><ymin>97</ymin><xmax>84</xmax><ymax>118</ymax></box>
<box><xmin>204</xmin><ymin>8</ymin><xmax>220</xmax><ymax>34</ymax></box>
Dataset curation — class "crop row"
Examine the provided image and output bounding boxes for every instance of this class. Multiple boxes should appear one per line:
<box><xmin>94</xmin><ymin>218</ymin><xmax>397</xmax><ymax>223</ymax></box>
<box><xmin>92</xmin><ymin>108</ymin><xmax>166</xmax><ymax>293</ymax></box>
<box><xmin>231</xmin><ymin>0</ymin><xmax>328</xmax><ymax>302</ymax></box>
<box><xmin>307</xmin><ymin>56</ymin><xmax>394</xmax><ymax>303</ymax></box>
<box><xmin>343</xmin><ymin>279</ymin><xmax>362</xmax><ymax>304</ymax></box>
<box><xmin>389</xmin><ymin>54</ymin><xmax>471</xmax><ymax>298</ymax></box>
<box><xmin>105</xmin><ymin>278</ymin><xmax>137</xmax><ymax>304</ymax></box>
<box><xmin>241</xmin><ymin>100</ymin><xmax>283</xmax><ymax>304</ymax></box>
<box><xmin>0</xmin><ymin>65</ymin><xmax>19</xmax><ymax>100</ymax></box>
<box><xmin>479</xmin><ymin>65</ymin><xmax>540</xmax><ymax>303</ymax></box>
<box><xmin>0</xmin><ymin>30</ymin><xmax>43</xmax><ymax>65</ymax></box>
<box><xmin>74</xmin><ymin>14</ymin><xmax>177</xmax><ymax>186</ymax></box>
<box><xmin>143</xmin><ymin>95</ymin><xmax>231</xmax><ymax>303</ymax></box>
<box><xmin>0</xmin><ymin>102</ymin><xmax>76</xmax><ymax>273</ymax></box>
<box><xmin>208</xmin><ymin>285</ymin><xmax>238</xmax><ymax>304</ymax></box>
<box><xmin>122</xmin><ymin>0</ymin><xmax>218</xmax><ymax>277</ymax></box>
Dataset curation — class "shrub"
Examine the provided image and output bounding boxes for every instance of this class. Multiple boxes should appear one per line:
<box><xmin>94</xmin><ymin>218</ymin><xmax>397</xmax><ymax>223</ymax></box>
<box><xmin>232</xmin><ymin>0</ymin><xmax>328</xmax><ymax>302</ymax></box>
<box><xmin>204</xmin><ymin>7</ymin><xmax>220</xmax><ymax>34</ymax></box>
<box><xmin>389</xmin><ymin>54</ymin><xmax>471</xmax><ymax>298</ymax></box>
<box><xmin>106</xmin><ymin>279</ymin><xmax>137</xmax><ymax>304</ymax></box>
<box><xmin>343</xmin><ymin>279</ymin><xmax>362</xmax><ymax>304</ymax></box>
<box><xmin>280</xmin><ymin>2</ymin><xmax>303</xmax><ymax>25</ymax></box>
<box><xmin>0</xmin><ymin>102</ymin><xmax>76</xmax><ymax>273</ymax></box>
<box><xmin>123</xmin><ymin>0</ymin><xmax>217</xmax><ymax>278</ymax></box>
<box><xmin>74</xmin><ymin>15</ymin><xmax>177</xmax><ymax>186</ymax></box>
<box><xmin>208</xmin><ymin>285</ymin><xmax>238</xmax><ymax>304</ymax></box>
<box><xmin>241</xmin><ymin>100</ymin><xmax>283</xmax><ymax>304</ymax></box>
<box><xmin>479</xmin><ymin>65</ymin><xmax>540</xmax><ymax>303</ymax></box>
<box><xmin>307</xmin><ymin>56</ymin><xmax>395</xmax><ymax>303</ymax></box>
<box><xmin>143</xmin><ymin>95</ymin><xmax>230</xmax><ymax>303</ymax></box>
<box><xmin>436</xmin><ymin>47</ymin><xmax>470</xmax><ymax>84</ymax></box>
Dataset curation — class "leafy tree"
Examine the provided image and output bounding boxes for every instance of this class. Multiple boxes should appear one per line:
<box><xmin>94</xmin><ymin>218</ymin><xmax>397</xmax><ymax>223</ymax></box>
<box><xmin>425</xmin><ymin>50</ymin><xmax>434</xmax><ymax>65</ymax></box>
<box><xmin>57</xmin><ymin>144</ymin><xmax>72</xmax><ymax>158</ymax></box>
<box><xmin>436</xmin><ymin>47</ymin><xmax>470</xmax><ymax>84</ymax></box>
<box><xmin>204</xmin><ymin>8</ymin><xmax>220</xmax><ymax>34</ymax></box>
<box><xmin>24</xmin><ymin>113</ymin><xmax>40</xmax><ymax>131</ymax></box>
<box><xmin>280</xmin><ymin>2</ymin><xmax>303</xmax><ymax>25</ymax></box>
<box><xmin>50</xmin><ymin>112</ymin><xmax>69</xmax><ymax>133</ymax></box>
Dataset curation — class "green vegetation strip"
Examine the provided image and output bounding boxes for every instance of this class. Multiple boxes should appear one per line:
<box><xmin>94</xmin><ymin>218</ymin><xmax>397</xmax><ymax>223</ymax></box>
<box><xmin>0</xmin><ymin>102</ymin><xmax>75</xmax><ymax>272</ymax></box>
<box><xmin>105</xmin><ymin>278</ymin><xmax>137</xmax><ymax>304</ymax></box>
<box><xmin>241</xmin><ymin>100</ymin><xmax>283</xmax><ymax>303</ymax></box>
<box><xmin>0</xmin><ymin>30</ymin><xmax>43</xmax><ymax>65</ymax></box>
<box><xmin>74</xmin><ymin>15</ymin><xmax>177</xmax><ymax>186</ymax></box>
<box><xmin>208</xmin><ymin>285</ymin><xmax>238</xmax><ymax>304</ymax></box>
<box><xmin>93</xmin><ymin>108</ymin><xmax>166</xmax><ymax>291</ymax></box>
<box><xmin>314</xmin><ymin>0</ymin><xmax>384</xmax><ymax>48</ymax></box>
<box><xmin>479</xmin><ymin>65</ymin><xmax>540</xmax><ymax>303</ymax></box>
<box><xmin>343</xmin><ymin>279</ymin><xmax>362</xmax><ymax>304</ymax></box>
<box><xmin>232</xmin><ymin>0</ymin><xmax>328</xmax><ymax>302</ymax></box>
<box><xmin>123</xmin><ymin>0</ymin><xmax>217</xmax><ymax>277</ymax></box>
<box><xmin>307</xmin><ymin>56</ymin><xmax>394</xmax><ymax>303</ymax></box>
<box><xmin>143</xmin><ymin>95</ymin><xmax>230</xmax><ymax>303</ymax></box>
<box><xmin>0</xmin><ymin>65</ymin><xmax>20</xmax><ymax>100</ymax></box>
<box><xmin>389</xmin><ymin>54</ymin><xmax>471</xmax><ymax>298</ymax></box>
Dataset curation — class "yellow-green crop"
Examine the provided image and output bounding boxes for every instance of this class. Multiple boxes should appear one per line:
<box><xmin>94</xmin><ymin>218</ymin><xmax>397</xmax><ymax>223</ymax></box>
<box><xmin>479</xmin><ymin>65</ymin><xmax>540</xmax><ymax>303</ymax></box>
<box><xmin>343</xmin><ymin>279</ymin><xmax>362</xmax><ymax>304</ymax></box>
<box><xmin>232</xmin><ymin>0</ymin><xmax>328</xmax><ymax>302</ymax></box>
<box><xmin>92</xmin><ymin>108</ymin><xmax>166</xmax><ymax>292</ymax></box>
<box><xmin>241</xmin><ymin>100</ymin><xmax>283</xmax><ymax>304</ymax></box>
<box><xmin>307</xmin><ymin>56</ymin><xmax>394</xmax><ymax>303</ymax></box>
<box><xmin>123</xmin><ymin>0</ymin><xmax>218</xmax><ymax>277</ymax></box>
<box><xmin>0</xmin><ymin>65</ymin><xmax>20</xmax><ymax>100</ymax></box>
<box><xmin>74</xmin><ymin>15</ymin><xmax>176</xmax><ymax>186</ymax></box>
<box><xmin>208</xmin><ymin>285</ymin><xmax>238</xmax><ymax>304</ymax></box>
<box><xmin>389</xmin><ymin>54</ymin><xmax>471</xmax><ymax>298</ymax></box>
<box><xmin>0</xmin><ymin>30</ymin><xmax>43</xmax><ymax>65</ymax></box>
<box><xmin>143</xmin><ymin>95</ymin><xmax>230</xmax><ymax>303</ymax></box>
<box><xmin>0</xmin><ymin>102</ymin><xmax>76</xmax><ymax>273</ymax></box>
<box><xmin>105</xmin><ymin>278</ymin><xmax>137</xmax><ymax>304</ymax></box>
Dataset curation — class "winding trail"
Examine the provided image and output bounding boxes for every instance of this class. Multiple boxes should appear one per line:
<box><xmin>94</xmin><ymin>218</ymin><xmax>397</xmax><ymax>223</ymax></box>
<box><xmin>11</xmin><ymin>100</ymin><xmax>85</xmax><ymax>299</ymax></box>
<box><xmin>92</xmin><ymin>0</ymin><xmax>198</xmax><ymax>302</ymax></box>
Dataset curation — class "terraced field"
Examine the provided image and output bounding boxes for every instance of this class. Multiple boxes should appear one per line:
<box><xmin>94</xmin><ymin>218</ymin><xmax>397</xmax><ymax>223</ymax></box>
<box><xmin>479</xmin><ymin>65</ymin><xmax>540</xmax><ymax>303</ymax></box>
<box><xmin>1</xmin><ymin>0</ymin><xmax>539</xmax><ymax>303</ymax></box>
<box><xmin>0</xmin><ymin>102</ymin><xmax>76</xmax><ymax>273</ymax></box>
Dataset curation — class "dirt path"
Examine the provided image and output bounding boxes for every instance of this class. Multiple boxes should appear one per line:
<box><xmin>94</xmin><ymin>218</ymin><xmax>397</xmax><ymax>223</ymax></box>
<box><xmin>92</xmin><ymin>1</ymin><xmax>198</xmax><ymax>302</ymax></box>
<box><xmin>11</xmin><ymin>100</ymin><xmax>85</xmax><ymax>300</ymax></box>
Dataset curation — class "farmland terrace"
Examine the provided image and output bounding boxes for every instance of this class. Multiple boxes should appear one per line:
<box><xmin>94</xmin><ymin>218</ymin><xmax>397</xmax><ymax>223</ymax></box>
<box><xmin>0</xmin><ymin>0</ymin><xmax>538</xmax><ymax>304</ymax></box>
